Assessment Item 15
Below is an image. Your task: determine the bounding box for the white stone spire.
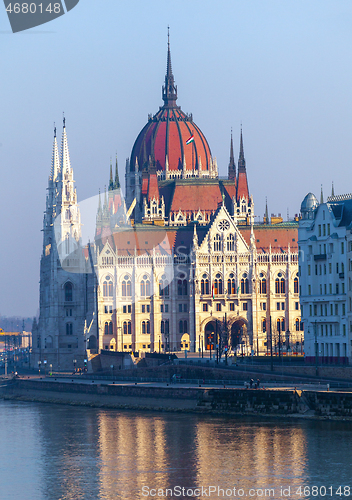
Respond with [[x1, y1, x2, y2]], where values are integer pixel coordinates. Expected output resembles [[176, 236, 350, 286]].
[[51, 126, 60, 182], [61, 117, 72, 174]]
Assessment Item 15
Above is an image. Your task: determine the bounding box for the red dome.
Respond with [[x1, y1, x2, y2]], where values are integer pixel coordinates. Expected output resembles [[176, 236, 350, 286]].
[[130, 38, 212, 173], [130, 107, 212, 173]]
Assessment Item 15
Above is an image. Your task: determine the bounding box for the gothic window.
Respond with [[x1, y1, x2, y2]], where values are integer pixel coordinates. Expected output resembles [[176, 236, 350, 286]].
[[109, 321, 113, 335], [214, 274, 223, 295], [104, 322, 109, 335], [277, 318, 285, 332], [64, 282, 73, 302], [142, 321, 146, 334], [262, 318, 266, 333], [123, 321, 132, 335], [275, 278, 280, 294], [161, 320, 169, 335], [227, 234, 235, 251], [213, 234, 222, 252], [159, 276, 169, 297], [66, 323, 73, 335], [227, 274, 236, 294], [122, 275, 132, 297], [179, 320, 188, 334], [241, 275, 249, 294], [280, 278, 285, 294], [178, 279, 188, 296], [140, 275, 151, 297], [103, 276, 113, 297], [201, 274, 210, 295], [259, 278, 267, 295], [295, 318, 300, 332], [294, 276, 299, 294]]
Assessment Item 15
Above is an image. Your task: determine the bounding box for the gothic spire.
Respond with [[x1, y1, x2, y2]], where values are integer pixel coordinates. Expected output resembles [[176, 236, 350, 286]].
[[320, 184, 324, 204], [61, 116, 71, 174], [109, 159, 114, 191], [264, 197, 269, 224], [331, 181, 335, 197], [51, 125, 60, 182], [236, 127, 249, 201], [238, 127, 246, 171], [114, 155, 120, 189], [228, 129, 236, 181], [162, 27, 178, 107]]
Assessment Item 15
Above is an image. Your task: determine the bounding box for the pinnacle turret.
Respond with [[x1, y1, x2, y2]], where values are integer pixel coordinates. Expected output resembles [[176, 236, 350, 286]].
[[114, 156, 120, 189], [109, 160, 114, 191], [61, 117, 71, 174]]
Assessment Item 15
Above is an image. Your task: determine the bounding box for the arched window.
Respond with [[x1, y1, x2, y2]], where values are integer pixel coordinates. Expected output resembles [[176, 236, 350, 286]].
[[213, 234, 221, 252], [259, 278, 267, 295], [275, 278, 280, 294], [104, 322, 109, 335], [277, 318, 285, 332], [201, 274, 210, 295], [241, 275, 249, 294], [109, 322, 113, 335], [294, 276, 299, 294], [280, 278, 285, 294], [123, 321, 132, 335], [159, 276, 169, 297], [103, 276, 113, 297], [214, 274, 223, 295], [227, 273, 236, 294], [142, 321, 146, 334], [161, 320, 169, 335], [227, 234, 235, 251], [295, 318, 300, 332], [178, 279, 188, 296], [64, 282, 73, 302], [179, 320, 188, 334], [66, 323, 73, 335], [262, 318, 266, 333], [122, 275, 131, 297], [140, 275, 151, 297]]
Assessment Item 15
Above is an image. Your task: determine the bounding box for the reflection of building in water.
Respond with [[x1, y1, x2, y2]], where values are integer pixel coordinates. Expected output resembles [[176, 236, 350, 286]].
[[33, 35, 301, 371], [194, 421, 308, 492], [96, 412, 200, 498]]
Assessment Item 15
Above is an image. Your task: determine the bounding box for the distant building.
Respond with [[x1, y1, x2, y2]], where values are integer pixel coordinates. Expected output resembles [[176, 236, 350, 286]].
[[299, 189, 352, 364], [32, 38, 301, 371]]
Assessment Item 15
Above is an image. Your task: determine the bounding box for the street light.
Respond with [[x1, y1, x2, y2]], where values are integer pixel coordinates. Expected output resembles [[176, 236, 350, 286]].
[[73, 359, 77, 373], [38, 360, 41, 374], [43, 359, 47, 376]]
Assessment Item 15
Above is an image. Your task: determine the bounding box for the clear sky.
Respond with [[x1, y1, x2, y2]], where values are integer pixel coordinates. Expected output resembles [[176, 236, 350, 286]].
[[1, 0, 352, 317]]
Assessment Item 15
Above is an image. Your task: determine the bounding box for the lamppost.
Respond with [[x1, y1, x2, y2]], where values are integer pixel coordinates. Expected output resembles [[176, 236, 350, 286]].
[[43, 359, 47, 376], [38, 360, 41, 374], [49, 364, 52, 376], [73, 359, 77, 373]]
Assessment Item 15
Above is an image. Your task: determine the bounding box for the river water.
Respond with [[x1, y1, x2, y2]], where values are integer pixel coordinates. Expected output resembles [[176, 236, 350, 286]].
[[1, 400, 351, 500]]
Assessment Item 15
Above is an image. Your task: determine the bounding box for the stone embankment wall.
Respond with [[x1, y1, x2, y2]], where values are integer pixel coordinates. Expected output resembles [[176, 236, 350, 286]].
[[2, 379, 352, 419]]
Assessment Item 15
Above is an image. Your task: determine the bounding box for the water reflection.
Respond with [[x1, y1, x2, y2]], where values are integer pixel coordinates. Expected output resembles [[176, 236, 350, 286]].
[[1, 401, 352, 500]]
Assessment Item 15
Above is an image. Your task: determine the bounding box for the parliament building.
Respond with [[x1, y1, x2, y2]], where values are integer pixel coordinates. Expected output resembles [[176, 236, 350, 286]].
[[32, 39, 302, 370]]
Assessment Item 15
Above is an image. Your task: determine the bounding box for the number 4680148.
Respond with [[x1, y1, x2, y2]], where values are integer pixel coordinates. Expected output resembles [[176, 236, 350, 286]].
[[6, 3, 61, 14]]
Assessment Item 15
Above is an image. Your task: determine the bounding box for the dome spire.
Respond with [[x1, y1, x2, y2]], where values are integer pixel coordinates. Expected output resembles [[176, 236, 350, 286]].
[[162, 27, 178, 107]]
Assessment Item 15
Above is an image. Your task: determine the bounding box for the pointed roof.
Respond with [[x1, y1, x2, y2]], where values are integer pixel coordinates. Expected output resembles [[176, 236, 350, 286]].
[[162, 27, 178, 108], [264, 197, 269, 224], [109, 160, 114, 191], [114, 156, 120, 189], [61, 117, 71, 174], [236, 128, 249, 200], [51, 126, 60, 182], [228, 130, 236, 182]]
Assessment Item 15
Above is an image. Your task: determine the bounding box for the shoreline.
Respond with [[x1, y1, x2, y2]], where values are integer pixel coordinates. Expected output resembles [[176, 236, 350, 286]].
[[1, 377, 352, 421]]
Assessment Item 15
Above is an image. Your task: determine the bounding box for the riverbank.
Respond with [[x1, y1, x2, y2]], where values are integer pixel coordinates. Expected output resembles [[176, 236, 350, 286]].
[[1, 377, 352, 421]]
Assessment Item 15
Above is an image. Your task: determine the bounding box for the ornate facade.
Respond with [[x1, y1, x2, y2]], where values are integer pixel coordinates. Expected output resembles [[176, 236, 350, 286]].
[[32, 39, 301, 371]]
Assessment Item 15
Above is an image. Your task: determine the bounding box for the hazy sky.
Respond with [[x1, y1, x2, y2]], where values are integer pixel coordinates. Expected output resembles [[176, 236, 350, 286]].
[[1, 0, 352, 317]]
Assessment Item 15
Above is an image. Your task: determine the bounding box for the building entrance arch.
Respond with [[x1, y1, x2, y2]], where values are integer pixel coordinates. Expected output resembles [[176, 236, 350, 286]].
[[230, 318, 248, 353], [204, 320, 218, 350]]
